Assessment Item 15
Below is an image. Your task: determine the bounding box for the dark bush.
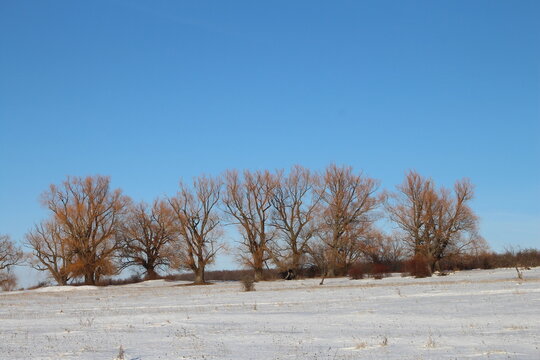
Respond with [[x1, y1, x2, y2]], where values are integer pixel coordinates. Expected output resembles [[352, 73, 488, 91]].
[[298, 265, 321, 279], [279, 269, 296, 280]]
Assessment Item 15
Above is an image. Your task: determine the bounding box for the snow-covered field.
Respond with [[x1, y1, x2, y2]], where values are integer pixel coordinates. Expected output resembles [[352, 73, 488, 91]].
[[1, 268, 539, 360]]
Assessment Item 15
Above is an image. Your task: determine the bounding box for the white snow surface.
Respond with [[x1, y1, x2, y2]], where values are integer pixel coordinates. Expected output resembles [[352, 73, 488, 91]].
[[1, 267, 539, 359]]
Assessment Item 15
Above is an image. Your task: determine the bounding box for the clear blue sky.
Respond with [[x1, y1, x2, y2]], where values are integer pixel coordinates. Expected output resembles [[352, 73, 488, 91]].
[[1, 1, 539, 280]]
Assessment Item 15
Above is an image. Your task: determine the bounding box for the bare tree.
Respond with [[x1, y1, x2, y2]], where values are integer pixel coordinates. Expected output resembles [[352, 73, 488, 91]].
[[41, 175, 130, 285], [315, 164, 380, 277], [170, 175, 223, 284], [0, 234, 22, 272], [359, 230, 404, 264], [385, 170, 482, 273], [118, 199, 178, 280], [270, 165, 321, 275], [0, 235, 22, 291], [222, 170, 277, 281], [26, 220, 73, 285]]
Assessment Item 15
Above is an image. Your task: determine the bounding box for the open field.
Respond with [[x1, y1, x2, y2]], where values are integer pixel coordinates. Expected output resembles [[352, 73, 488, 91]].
[[1, 268, 539, 359]]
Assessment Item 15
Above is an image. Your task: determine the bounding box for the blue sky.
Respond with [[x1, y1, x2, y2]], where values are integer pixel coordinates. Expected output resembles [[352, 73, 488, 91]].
[[1, 1, 539, 281]]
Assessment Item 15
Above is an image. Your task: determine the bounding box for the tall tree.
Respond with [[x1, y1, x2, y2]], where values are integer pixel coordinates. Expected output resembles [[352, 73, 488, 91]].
[[26, 220, 73, 285], [315, 164, 380, 277], [42, 175, 130, 285], [384, 171, 433, 257], [170, 175, 223, 284], [222, 170, 277, 281], [385, 170, 482, 273], [270, 165, 321, 275], [118, 199, 178, 280]]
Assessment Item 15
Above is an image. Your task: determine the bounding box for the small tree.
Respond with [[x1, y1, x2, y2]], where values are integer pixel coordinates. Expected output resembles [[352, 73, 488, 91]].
[[118, 199, 178, 279], [170, 175, 223, 284]]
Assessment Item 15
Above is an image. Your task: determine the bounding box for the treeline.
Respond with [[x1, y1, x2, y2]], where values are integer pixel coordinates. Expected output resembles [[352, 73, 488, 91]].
[[166, 248, 540, 283], [0, 164, 524, 288]]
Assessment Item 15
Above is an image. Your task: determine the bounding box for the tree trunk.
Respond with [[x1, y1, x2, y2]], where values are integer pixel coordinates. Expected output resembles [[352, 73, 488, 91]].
[[146, 267, 159, 280], [194, 266, 205, 284], [254, 266, 264, 282], [326, 249, 337, 277], [84, 272, 95, 285], [292, 251, 301, 276], [432, 258, 441, 274], [326, 234, 339, 277], [252, 253, 265, 281]]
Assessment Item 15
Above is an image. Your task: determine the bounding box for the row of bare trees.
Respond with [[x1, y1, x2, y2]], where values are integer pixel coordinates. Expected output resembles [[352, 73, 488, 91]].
[[19, 165, 485, 285], [24, 176, 223, 285]]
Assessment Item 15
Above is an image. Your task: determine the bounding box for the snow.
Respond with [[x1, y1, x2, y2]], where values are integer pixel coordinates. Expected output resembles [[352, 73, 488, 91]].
[[1, 267, 539, 359]]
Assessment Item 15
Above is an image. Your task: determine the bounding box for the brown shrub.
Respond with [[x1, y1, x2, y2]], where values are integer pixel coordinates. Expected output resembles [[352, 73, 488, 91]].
[[26, 281, 51, 290], [371, 263, 391, 279], [0, 272, 17, 291], [405, 255, 431, 278], [514, 249, 540, 268], [348, 263, 392, 280], [436, 249, 540, 272], [348, 263, 366, 279], [164, 269, 281, 282], [97, 274, 144, 286], [241, 277, 255, 292]]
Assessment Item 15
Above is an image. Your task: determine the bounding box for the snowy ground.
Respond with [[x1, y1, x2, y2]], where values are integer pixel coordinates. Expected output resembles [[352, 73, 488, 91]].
[[1, 267, 539, 360]]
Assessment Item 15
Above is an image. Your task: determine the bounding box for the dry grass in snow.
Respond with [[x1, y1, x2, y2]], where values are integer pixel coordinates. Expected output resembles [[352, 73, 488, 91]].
[[1, 267, 539, 359]]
